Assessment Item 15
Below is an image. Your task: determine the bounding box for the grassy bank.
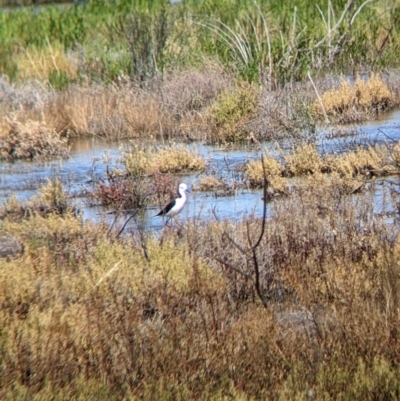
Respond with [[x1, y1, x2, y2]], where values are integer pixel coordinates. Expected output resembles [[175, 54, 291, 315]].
[[1, 174, 400, 399]]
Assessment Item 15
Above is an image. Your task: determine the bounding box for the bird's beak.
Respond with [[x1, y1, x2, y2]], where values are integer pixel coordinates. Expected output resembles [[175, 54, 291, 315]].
[[186, 188, 191, 194]]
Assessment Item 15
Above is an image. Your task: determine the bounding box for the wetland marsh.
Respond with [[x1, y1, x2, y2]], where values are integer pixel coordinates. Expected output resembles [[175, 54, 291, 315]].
[[2, 0, 400, 399]]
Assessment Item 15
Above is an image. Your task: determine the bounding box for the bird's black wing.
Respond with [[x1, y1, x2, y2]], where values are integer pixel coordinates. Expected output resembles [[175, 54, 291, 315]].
[[155, 199, 176, 216]]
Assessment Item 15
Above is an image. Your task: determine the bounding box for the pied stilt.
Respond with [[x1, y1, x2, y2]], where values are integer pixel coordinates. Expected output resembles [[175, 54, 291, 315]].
[[155, 183, 190, 225]]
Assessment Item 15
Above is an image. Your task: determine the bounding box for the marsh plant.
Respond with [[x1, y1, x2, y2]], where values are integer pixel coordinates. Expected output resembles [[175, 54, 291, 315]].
[[208, 82, 259, 143], [0, 116, 69, 161], [123, 144, 206, 176], [2, 170, 400, 399], [313, 74, 396, 123], [245, 142, 400, 195]]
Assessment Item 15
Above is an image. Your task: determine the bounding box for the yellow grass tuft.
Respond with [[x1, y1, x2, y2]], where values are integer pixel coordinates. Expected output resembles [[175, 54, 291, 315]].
[[355, 74, 393, 108], [326, 145, 392, 179], [285, 144, 323, 175], [244, 142, 400, 195], [245, 151, 287, 193], [14, 42, 78, 83], [314, 74, 394, 122], [124, 145, 206, 176]]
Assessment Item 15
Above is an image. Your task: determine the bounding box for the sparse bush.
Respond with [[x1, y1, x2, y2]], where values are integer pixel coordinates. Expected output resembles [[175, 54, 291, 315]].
[[0, 117, 69, 161], [208, 82, 259, 143], [159, 65, 232, 117]]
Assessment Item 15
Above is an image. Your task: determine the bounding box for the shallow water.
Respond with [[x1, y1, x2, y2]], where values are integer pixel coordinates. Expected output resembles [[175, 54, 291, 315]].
[[1, 109, 400, 231]]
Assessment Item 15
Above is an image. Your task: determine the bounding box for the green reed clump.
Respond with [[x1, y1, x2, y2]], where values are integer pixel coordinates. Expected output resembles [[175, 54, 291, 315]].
[[208, 82, 259, 143]]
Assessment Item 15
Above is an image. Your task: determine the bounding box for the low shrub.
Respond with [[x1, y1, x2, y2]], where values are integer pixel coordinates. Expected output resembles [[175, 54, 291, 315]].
[[208, 82, 259, 143], [2, 166, 400, 399], [0, 117, 69, 161]]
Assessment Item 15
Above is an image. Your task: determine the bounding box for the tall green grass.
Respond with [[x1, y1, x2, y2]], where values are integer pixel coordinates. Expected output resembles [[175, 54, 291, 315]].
[[0, 0, 399, 85]]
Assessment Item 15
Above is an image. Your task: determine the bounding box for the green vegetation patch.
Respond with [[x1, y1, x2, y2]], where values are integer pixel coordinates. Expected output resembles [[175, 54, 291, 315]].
[[2, 0, 399, 85], [208, 82, 259, 143]]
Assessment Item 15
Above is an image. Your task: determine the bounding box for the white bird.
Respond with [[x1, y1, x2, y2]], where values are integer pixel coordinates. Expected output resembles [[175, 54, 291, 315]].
[[155, 183, 190, 225]]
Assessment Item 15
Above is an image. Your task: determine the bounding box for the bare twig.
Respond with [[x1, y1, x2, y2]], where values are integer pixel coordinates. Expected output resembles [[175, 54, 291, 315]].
[[116, 210, 138, 239], [215, 155, 270, 309]]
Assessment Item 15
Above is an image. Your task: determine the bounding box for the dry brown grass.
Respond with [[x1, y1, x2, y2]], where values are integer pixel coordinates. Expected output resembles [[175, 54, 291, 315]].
[[244, 80, 319, 140], [1, 173, 400, 399], [1, 71, 400, 152], [313, 74, 396, 123], [0, 66, 230, 144], [0, 116, 69, 161]]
